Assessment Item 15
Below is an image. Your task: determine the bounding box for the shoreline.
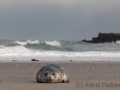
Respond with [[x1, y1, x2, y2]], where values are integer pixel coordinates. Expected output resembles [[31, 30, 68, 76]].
[[0, 61, 120, 90], [1, 58, 120, 63]]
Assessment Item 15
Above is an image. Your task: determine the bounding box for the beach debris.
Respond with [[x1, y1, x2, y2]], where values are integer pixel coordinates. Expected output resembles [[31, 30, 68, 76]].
[[16, 64, 19, 67], [31, 59, 39, 61], [70, 60, 72, 62], [13, 60, 18, 61], [87, 66, 90, 68]]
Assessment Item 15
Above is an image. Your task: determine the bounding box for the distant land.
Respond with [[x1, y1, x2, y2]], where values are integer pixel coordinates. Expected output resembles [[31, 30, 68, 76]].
[[82, 33, 120, 43]]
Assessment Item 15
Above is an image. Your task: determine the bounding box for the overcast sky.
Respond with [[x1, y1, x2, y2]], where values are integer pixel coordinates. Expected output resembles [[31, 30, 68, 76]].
[[0, 0, 120, 40]]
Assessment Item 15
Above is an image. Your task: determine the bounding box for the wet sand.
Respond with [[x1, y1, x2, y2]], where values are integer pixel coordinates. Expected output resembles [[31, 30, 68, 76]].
[[0, 61, 120, 90]]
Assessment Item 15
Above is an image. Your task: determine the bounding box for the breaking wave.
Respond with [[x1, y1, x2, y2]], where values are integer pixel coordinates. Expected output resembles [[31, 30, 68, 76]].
[[14, 40, 61, 46], [15, 40, 39, 45]]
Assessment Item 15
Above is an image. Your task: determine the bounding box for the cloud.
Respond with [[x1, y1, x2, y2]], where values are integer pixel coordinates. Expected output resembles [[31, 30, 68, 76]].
[[1, 0, 120, 12], [0, 0, 120, 40]]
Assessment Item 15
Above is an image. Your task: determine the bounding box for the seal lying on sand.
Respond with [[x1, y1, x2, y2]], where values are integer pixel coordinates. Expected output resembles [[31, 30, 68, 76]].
[[36, 64, 69, 83]]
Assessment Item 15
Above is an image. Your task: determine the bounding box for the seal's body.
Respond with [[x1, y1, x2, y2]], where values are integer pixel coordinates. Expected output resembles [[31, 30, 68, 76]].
[[36, 64, 69, 83]]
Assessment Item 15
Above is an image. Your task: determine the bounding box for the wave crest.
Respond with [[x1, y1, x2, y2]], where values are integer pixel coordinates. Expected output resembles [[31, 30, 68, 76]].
[[44, 41, 61, 46], [15, 40, 40, 45], [116, 40, 120, 44], [14, 40, 61, 46]]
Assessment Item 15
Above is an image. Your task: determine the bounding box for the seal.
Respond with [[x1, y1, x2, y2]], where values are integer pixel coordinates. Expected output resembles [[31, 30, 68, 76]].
[[36, 64, 69, 83]]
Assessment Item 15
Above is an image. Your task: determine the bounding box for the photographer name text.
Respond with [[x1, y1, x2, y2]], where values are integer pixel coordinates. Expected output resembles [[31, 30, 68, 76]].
[[76, 82, 120, 89]]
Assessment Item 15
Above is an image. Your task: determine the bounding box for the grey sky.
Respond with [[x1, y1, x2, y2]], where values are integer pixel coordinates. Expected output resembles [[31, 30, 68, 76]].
[[0, 0, 120, 40]]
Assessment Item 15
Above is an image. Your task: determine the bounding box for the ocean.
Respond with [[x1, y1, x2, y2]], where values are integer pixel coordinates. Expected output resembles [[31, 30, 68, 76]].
[[0, 39, 120, 62]]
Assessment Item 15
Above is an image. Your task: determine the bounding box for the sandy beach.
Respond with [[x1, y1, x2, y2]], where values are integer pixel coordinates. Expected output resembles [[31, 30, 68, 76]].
[[0, 61, 120, 90]]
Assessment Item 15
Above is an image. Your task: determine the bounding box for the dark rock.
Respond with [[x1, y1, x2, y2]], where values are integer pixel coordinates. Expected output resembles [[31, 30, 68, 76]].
[[31, 59, 39, 61], [13, 60, 17, 61], [82, 32, 120, 43]]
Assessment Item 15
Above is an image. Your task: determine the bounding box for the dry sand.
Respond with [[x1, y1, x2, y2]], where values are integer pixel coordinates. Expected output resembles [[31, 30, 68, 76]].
[[0, 61, 120, 90]]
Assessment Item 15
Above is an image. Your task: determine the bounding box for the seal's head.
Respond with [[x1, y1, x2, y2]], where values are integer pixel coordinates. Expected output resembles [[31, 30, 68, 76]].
[[43, 71, 56, 82], [36, 66, 60, 83]]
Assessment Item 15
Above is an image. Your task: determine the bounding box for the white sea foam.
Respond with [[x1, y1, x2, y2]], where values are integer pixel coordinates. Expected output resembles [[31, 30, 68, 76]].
[[116, 40, 120, 44], [0, 45, 120, 62], [15, 40, 61, 46], [15, 40, 39, 45], [44, 40, 61, 46], [0, 46, 33, 55]]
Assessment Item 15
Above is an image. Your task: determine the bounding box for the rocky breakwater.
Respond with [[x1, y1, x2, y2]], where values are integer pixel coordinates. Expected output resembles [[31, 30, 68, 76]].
[[82, 33, 120, 43]]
